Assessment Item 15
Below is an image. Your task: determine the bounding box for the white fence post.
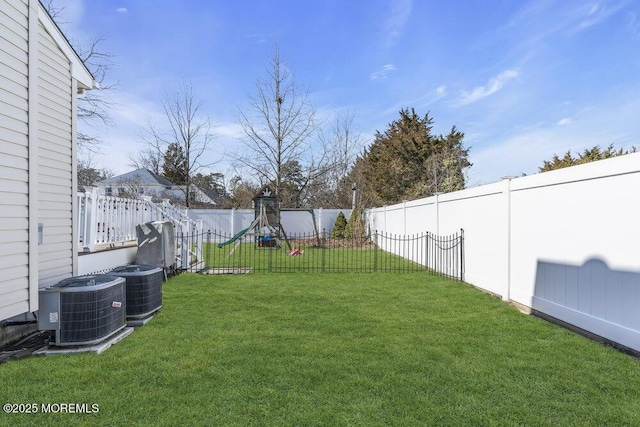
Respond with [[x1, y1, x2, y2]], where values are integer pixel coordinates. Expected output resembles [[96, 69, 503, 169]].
[[77, 192, 86, 250], [231, 208, 236, 234], [384, 205, 387, 230], [85, 188, 99, 252], [434, 193, 441, 235], [502, 176, 515, 302], [402, 201, 407, 235]]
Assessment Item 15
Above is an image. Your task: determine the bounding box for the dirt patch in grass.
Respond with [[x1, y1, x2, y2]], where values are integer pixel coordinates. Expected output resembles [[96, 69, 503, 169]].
[[0, 331, 49, 364]]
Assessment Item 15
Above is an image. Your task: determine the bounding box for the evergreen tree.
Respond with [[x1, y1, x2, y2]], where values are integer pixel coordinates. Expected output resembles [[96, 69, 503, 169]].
[[357, 109, 470, 206], [539, 144, 637, 172], [162, 143, 188, 185], [331, 211, 348, 239], [344, 209, 366, 239], [276, 160, 305, 208], [228, 176, 260, 209]]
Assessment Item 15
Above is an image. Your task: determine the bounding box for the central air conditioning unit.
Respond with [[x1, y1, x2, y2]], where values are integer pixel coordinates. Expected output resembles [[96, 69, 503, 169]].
[[109, 264, 163, 320], [38, 275, 127, 346]]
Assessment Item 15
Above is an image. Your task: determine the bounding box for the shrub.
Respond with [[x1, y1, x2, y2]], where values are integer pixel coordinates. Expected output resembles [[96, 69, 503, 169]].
[[331, 211, 347, 239], [345, 210, 366, 239]]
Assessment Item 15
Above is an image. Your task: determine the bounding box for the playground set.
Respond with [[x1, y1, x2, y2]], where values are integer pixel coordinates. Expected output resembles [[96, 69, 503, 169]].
[[217, 187, 320, 256]]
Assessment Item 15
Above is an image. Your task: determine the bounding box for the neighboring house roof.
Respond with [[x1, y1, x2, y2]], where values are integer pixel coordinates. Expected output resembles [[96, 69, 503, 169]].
[[95, 169, 217, 206], [97, 168, 174, 187]]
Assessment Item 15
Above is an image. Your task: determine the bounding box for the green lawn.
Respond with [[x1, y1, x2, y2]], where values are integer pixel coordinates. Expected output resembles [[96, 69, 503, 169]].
[[204, 242, 429, 273], [1, 273, 639, 426]]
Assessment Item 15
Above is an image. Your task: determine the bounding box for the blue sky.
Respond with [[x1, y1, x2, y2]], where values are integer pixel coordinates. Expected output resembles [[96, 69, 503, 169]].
[[54, 0, 640, 187]]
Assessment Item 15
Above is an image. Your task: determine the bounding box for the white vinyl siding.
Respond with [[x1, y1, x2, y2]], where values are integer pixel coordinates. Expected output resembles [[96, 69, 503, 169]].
[[0, 0, 30, 320], [37, 20, 73, 288]]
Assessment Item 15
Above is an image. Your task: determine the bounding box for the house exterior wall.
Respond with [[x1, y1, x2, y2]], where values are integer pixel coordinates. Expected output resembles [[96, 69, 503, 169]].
[[0, 0, 93, 324], [36, 20, 73, 287], [0, 0, 31, 321]]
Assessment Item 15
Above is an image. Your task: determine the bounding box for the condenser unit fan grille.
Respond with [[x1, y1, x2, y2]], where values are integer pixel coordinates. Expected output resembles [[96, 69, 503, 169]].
[[126, 274, 163, 317], [110, 265, 163, 319], [59, 282, 126, 344]]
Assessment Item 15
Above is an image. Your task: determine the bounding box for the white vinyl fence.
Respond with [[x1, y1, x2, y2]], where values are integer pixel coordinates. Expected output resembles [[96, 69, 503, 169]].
[[365, 152, 640, 353], [187, 208, 352, 237]]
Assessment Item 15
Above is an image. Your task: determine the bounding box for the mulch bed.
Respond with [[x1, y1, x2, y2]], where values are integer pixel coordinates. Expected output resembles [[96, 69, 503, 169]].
[[288, 238, 376, 249]]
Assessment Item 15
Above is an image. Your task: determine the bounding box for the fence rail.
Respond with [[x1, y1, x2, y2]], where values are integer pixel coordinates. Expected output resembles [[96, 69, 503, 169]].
[[178, 229, 464, 279]]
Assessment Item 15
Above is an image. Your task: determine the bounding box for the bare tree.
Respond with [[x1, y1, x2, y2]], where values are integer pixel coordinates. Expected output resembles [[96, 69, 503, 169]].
[[329, 110, 365, 182], [75, 37, 117, 151], [303, 110, 367, 208], [141, 82, 215, 207], [42, 0, 64, 18], [235, 44, 317, 197], [128, 148, 163, 174], [43, 1, 117, 152], [77, 152, 114, 189]]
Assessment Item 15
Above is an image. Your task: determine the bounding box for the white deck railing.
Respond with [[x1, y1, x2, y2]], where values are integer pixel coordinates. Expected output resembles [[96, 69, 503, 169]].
[[77, 189, 203, 270], [77, 189, 155, 251]]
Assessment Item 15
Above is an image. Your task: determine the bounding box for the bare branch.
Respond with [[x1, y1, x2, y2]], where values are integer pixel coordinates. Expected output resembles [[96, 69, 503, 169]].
[[235, 43, 317, 198], [43, 2, 118, 153], [140, 81, 217, 207]]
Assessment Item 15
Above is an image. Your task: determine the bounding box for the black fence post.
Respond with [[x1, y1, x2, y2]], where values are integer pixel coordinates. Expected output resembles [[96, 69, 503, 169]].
[[321, 229, 326, 273], [374, 230, 378, 273], [421, 232, 424, 272], [206, 230, 211, 273], [426, 232, 430, 273]]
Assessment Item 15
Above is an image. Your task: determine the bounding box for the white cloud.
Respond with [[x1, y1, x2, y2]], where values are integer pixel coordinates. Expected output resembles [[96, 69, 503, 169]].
[[370, 64, 396, 81], [465, 92, 640, 185], [507, 0, 631, 42], [557, 117, 572, 126], [383, 0, 413, 47], [380, 84, 448, 117], [457, 69, 519, 106], [214, 123, 244, 139], [626, 12, 640, 36], [111, 97, 164, 126], [467, 127, 590, 185], [116, 8, 128, 13], [243, 33, 275, 44], [571, 0, 630, 33]]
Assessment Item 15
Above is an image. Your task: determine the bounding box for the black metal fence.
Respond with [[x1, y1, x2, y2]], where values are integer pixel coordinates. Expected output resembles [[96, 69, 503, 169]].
[[177, 228, 464, 280]]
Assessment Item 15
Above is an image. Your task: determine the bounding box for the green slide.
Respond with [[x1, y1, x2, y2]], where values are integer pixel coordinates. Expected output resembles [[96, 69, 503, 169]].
[[217, 227, 250, 248]]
